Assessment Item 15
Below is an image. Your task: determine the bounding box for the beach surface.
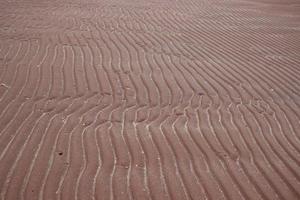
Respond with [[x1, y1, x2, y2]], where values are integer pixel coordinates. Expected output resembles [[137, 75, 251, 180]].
[[0, 0, 300, 199]]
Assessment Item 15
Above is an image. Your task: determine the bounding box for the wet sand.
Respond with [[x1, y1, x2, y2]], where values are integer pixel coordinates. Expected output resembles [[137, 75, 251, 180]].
[[0, 0, 300, 199]]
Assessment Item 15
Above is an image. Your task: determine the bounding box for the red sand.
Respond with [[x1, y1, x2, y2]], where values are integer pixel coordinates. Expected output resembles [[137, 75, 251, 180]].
[[0, 0, 300, 199]]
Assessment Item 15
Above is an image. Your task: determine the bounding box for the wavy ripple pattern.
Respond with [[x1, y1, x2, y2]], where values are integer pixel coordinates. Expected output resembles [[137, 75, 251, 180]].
[[0, 0, 300, 199]]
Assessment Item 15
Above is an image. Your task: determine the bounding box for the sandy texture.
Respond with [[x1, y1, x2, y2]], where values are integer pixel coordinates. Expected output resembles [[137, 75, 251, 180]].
[[0, 0, 300, 199]]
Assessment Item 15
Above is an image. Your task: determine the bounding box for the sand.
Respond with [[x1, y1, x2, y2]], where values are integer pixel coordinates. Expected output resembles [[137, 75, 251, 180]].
[[0, 0, 300, 199]]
